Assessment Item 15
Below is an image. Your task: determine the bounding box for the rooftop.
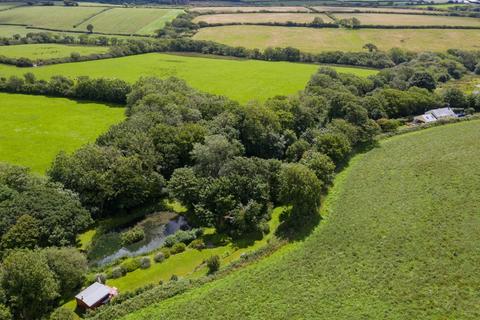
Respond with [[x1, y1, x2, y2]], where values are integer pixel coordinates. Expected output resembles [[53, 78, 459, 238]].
[[75, 282, 111, 308]]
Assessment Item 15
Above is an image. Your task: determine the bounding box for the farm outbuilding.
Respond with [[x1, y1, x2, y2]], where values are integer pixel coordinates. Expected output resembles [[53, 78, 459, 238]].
[[414, 107, 457, 124], [75, 282, 118, 310]]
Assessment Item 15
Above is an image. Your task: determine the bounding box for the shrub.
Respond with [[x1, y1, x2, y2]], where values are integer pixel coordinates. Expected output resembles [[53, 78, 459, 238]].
[[121, 258, 141, 273], [170, 274, 178, 281], [189, 239, 205, 250], [140, 257, 151, 269], [94, 273, 107, 284], [206, 255, 220, 274], [120, 227, 145, 246], [108, 267, 125, 279], [159, 247, 171, 259], [50, 307, 75, 320], [164, 229, 199, 247], [170, 242, 186, 254], [163, 234, 178, 247], [377, 118, 401, 133], [154, 252, 165, 263]]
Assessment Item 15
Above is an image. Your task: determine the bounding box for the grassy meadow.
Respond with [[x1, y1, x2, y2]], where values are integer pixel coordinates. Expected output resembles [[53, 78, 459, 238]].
[[122, 119, 480, 320], [333, 12, 480, 26], [194, 25, 480, 52], [0, 43, 109, 59], [312, 6, 435, 13], [0, 93, 124, 173], [0, 6, 104, 29], [193, 13, 333, 24], [0, 53, 377, 103], [76, 8, 184, 35]]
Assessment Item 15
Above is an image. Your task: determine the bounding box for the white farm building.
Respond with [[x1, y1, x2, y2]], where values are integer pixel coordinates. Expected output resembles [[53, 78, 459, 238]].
[[413, 107, 457, 124]]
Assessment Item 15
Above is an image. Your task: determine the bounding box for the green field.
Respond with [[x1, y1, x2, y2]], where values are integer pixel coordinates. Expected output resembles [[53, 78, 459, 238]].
[[194, 25, 480, 52], [0, 93, 124, 173], [0, 53, 377, 102], [123, 120, 480, 320], [76, 8, 184, 35], [0, 6, 104, 29], [193, 13, 333, 24], [0, 43, 109, 59]]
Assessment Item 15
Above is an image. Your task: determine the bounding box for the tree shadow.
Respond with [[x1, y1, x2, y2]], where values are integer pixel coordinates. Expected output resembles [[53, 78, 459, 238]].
[[275, 208, 323, 242]]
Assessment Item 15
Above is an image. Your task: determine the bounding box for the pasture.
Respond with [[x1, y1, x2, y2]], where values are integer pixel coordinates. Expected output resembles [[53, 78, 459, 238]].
[[189, 6, 312, 13], [122, 119, 480, 320], [0, 93, 124, 173], [0, 5, 104, 29], [312, 6, 435, 13], [193, 25, 480, 52], [76, 8, 184, 35], [0, 43, 109, 59], [193, 13, 333, 24], [333, 12, 480, 26], [0, 53, 377, 103]]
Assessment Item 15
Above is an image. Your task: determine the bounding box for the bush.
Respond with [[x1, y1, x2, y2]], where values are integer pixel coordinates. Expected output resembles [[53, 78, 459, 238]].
[[140, 257, 151, 269], [108, 267, 125, 279], [170, 242, 186, 254], [160, 247, 171, 258], [121, 227, 145, 246], [189, 239, 205, 250], [164, 229, 199, 247], [94, 273, 107, 284], [154, 252, 165, 263], [120, 258, 141, 273], [377, 118, 401, 133], [206, 255, 220, 274], [170, 274, 178, 281]]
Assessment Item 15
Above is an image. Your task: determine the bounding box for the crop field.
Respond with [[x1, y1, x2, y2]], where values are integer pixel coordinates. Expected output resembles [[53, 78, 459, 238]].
[[0, 43, 109, 59], [76, 8, 184, 35], [193, 25, 480, 52], [0, 2, 21, 9], [0, 6, 104, 29], [189, 6, 312, 13], [0, 53, 377, 102], [194, 13, 333, 24], [0, 93, 124, 173], [312, 6, 435, 13], [122, 120, 480, 320], [333, 12, 480, 26]]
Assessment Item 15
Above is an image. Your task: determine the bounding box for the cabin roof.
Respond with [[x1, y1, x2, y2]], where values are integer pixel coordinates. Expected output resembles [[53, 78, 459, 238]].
[[75, 282, 111, 308]]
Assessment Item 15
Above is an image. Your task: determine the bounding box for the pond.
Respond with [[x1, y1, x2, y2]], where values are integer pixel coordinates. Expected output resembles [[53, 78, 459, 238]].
[[90, 212, 189, 267]]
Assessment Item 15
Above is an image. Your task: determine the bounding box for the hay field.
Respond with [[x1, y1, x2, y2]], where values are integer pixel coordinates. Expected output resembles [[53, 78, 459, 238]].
[[334, 12, 480, 26], [193, 25, 480, 52], [0, 43, 109, 59], [193, 13, 333, 24], [312, 6, 435, 13], [189, 6, 311, 13]]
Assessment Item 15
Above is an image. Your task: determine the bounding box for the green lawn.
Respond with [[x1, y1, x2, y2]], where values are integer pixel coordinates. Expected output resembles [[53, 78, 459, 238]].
[[123, 120, 480, 319], [0, 93, 124, 173], [76, 8, 184, 35], [194, 25, 480, 52], [0, 43, 109, 59], [0, 53, 376, 103]]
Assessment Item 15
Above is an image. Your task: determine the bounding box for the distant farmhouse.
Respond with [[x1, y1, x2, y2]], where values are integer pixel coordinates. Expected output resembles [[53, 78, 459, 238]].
[[413, 107, 457, 124], [75, 282, 118, 310]]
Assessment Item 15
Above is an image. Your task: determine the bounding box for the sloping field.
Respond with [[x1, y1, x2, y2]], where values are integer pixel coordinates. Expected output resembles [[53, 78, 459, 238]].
[[0, 5, 104, 29], [76, 8, 184, 35], [0, 53, 377, 102], [334, 12, 480, 26], [122, 120, 480, 320], [193, 25, 480, 52], [0, 43, 109, 59], [190, 6, 311, 13], [193, 13, 333, 24], [0, 93, 124, 173]]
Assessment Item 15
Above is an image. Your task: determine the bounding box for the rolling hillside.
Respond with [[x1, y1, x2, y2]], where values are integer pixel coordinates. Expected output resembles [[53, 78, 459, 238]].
[[123, 120, 480, 320]]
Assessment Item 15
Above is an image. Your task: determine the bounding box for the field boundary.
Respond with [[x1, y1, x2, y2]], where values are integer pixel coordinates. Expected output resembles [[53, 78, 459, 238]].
[[72, 7, 113, 29]]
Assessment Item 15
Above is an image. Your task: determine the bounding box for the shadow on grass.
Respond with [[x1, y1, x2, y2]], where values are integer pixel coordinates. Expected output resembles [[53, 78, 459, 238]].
[[275, 208, 322, 242]]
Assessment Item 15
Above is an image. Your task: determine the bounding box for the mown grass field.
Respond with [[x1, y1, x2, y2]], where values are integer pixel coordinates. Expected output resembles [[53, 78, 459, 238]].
[[194, 25, 480, 52], [312, 6, 434, 13], [76, 8, 184, 35], [193, 13, 333, 24], [0, 93, 124, 173], [0, 53, 377, 102], [334, 12, 480, 26], [122, 120, 480, 320], [189, 6, 312, 13], [0, 43, 109, 59], [0, 6, 104, 29]]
